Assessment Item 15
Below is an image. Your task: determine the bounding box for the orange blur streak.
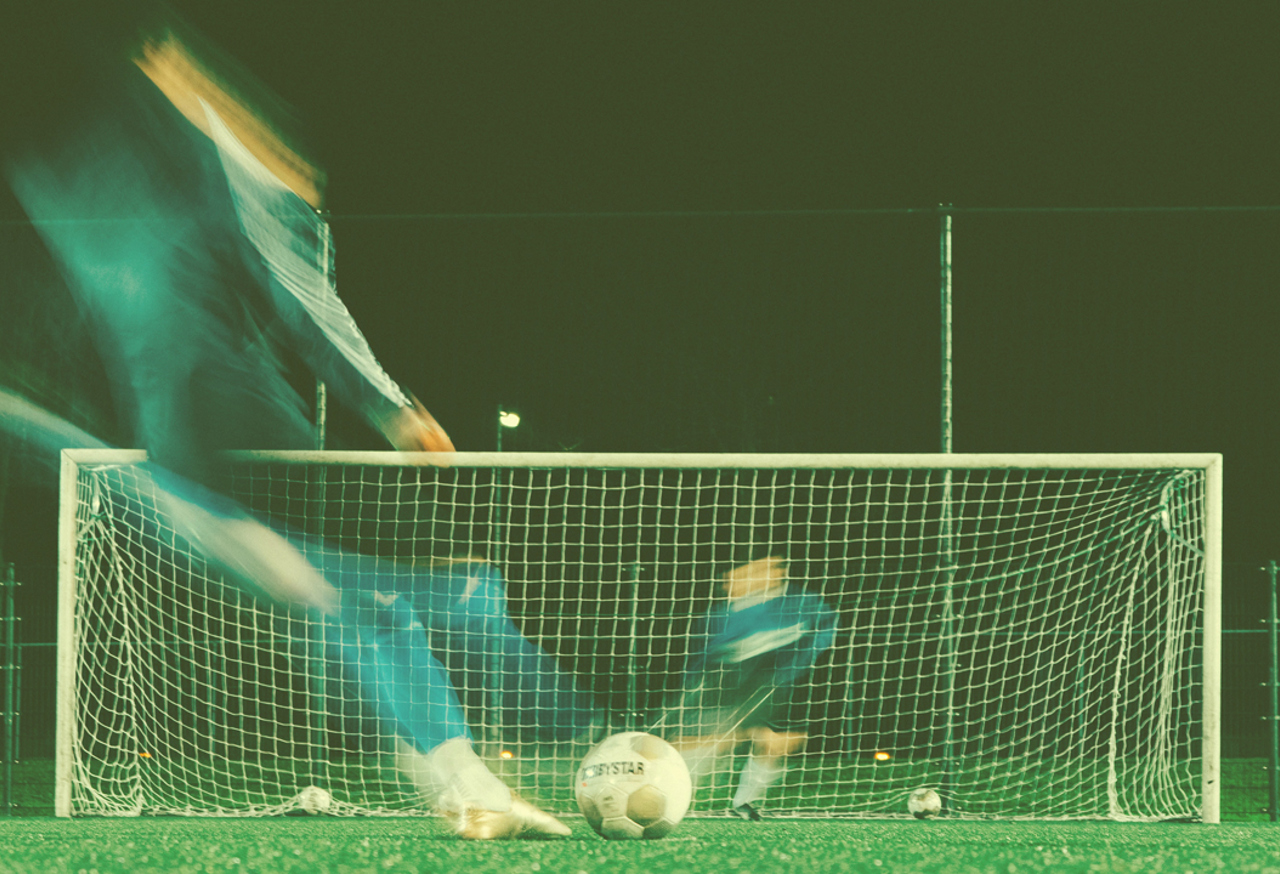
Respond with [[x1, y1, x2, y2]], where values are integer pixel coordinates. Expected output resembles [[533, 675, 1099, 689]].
[[133, 33, 326, 210]]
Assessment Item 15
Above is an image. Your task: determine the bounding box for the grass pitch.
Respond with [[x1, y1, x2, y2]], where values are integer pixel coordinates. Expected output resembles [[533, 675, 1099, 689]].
[[0, 758, 1275, 873], [1, 818, 1279, 874]]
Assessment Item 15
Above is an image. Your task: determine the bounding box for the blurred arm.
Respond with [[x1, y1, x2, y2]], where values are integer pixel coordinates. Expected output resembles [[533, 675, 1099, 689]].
[[133, 33, 325, 209], [135, 31, 454, 454]]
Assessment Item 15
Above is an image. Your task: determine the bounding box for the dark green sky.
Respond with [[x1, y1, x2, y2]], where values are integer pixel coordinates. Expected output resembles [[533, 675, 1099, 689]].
[[2, 1, 1279, 565]]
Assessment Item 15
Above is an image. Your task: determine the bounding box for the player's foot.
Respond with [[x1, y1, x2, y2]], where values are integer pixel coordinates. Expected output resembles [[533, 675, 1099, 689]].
[[730, 802, 763, 821], [449, 794, 572, 840]]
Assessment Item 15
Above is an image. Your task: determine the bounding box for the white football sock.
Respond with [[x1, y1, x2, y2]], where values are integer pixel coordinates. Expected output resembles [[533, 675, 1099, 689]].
[[732, 756, 784, 808], [399, 737, 513, 813]]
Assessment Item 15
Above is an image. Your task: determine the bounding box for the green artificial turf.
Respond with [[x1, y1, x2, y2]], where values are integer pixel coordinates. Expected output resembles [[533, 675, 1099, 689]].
[[0, 757, 1276, 873], [1, 817, 1279, 874]]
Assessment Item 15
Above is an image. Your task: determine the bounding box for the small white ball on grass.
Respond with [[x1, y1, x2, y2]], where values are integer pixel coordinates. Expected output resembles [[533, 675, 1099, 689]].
[[296, 786, 332, 815], [908, 787, 941, 819]]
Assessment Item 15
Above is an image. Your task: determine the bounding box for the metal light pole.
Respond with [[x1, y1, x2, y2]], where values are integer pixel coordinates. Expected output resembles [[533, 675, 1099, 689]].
[[494, 406, 520, 561], [938, 204, 958, 813], [496, 407, 520, 452], [494, 406, 520, 566], [940, 205, 953, 456], [486, 407, 521, 752]]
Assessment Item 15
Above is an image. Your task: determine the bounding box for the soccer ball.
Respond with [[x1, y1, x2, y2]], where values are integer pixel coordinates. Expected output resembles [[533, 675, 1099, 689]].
[[575, 732, 692, 840], [907, 787, 941, 819], [295, 785, 332, 815]]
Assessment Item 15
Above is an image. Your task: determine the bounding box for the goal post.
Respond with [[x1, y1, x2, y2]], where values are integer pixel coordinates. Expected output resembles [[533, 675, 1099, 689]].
[[56, 450, 1221, 821]]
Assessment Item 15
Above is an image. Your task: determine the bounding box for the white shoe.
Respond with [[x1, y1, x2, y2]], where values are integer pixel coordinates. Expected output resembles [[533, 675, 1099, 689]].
[[447, 794, 571, 840]]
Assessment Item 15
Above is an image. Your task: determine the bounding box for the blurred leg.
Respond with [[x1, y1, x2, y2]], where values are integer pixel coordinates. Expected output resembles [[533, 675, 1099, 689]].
[[406, 561, 597, 741], [332, 588, 470, 754], [731, 727, 808, 814]]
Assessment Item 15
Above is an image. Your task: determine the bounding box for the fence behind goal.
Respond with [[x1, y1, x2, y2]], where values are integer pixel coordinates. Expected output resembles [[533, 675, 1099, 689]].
[[56, 451, 1221, 821]]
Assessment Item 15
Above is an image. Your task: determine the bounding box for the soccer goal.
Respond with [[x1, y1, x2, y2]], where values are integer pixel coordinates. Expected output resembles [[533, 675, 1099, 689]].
[[56, 450, 1221, 821]]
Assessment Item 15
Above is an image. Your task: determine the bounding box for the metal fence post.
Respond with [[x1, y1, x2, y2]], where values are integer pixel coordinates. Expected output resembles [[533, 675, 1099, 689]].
[[2, 563, 17, 817], [1268, 561, 1278, 822]]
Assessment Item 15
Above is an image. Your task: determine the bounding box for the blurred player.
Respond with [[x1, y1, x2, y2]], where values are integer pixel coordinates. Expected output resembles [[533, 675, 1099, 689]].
[[3, 10, 568, 839], [664, 555, 837, 820], [327, 551, 597, 752]]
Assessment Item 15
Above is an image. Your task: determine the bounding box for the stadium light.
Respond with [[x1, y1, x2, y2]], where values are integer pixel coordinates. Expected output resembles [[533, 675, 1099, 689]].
[[496, 406, 520, 451]]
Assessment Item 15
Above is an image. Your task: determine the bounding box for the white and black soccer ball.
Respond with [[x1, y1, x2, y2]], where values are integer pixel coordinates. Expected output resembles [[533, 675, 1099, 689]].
[[295, 785, 332, 815], [907, 787, 942, 819], [575, 732, 692, 840]]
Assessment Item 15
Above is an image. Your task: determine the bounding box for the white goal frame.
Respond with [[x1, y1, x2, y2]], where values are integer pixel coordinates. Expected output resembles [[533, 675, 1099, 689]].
[[55, 450, 1222, 822]]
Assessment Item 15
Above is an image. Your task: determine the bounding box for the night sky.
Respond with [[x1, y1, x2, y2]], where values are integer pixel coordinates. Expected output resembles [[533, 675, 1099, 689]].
[[3, 1, 1279, 571]]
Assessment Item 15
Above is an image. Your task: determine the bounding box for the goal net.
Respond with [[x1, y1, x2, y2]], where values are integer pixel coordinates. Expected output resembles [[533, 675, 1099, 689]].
[[56, 450, 1221, 821]]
